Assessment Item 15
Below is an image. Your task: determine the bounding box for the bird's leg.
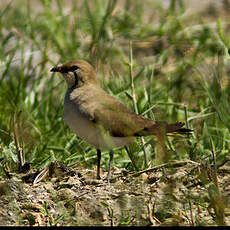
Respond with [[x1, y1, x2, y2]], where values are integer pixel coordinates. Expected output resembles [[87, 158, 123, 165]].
[[124, 146, 138, 171], [96, 149, 101, 179], [106, 150, 114, 181]]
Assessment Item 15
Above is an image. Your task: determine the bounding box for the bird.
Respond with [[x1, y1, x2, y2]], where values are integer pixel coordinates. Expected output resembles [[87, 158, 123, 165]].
[[50, 60, 191, 180]]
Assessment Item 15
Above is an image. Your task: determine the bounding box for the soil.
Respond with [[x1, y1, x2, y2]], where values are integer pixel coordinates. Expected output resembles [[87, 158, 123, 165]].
[[0, 160, 229, 226]]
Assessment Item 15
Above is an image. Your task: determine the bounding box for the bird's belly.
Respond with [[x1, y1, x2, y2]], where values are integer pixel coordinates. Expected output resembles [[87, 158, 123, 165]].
[[63, 105, 134, 150]]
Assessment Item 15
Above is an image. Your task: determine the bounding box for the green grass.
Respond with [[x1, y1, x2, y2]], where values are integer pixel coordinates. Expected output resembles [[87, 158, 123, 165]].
[[0, 0, 230, 225], [0, 0, 228, 172]]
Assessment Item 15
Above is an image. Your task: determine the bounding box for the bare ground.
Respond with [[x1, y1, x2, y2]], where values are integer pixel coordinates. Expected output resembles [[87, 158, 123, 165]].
[[0, 159, 230, 226]]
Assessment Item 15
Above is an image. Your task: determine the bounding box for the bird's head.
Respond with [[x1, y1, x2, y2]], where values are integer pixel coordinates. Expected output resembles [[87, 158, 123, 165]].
[[50, 60, 98, 88]]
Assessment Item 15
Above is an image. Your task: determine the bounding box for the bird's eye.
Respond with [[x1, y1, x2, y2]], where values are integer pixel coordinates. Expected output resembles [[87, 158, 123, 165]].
[[60, 65, 79, 73], [60, 66, 69, 73], [69, 65, 79, 72]]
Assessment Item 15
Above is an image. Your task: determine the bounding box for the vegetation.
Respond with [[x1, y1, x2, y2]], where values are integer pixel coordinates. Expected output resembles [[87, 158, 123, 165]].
[[0, 0, 230, 226]]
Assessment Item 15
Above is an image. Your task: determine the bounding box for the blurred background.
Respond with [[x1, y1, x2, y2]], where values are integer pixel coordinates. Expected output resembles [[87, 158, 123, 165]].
[[1, 0, 230, 176]]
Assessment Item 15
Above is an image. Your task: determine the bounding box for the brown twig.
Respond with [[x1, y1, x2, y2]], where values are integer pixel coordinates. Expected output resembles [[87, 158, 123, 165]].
[[147, 198, 161, 225], [127, 160, 198, 178]]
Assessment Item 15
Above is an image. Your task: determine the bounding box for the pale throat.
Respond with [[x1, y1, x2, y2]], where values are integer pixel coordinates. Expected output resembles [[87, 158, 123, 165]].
[[63, 73, 77, 88]]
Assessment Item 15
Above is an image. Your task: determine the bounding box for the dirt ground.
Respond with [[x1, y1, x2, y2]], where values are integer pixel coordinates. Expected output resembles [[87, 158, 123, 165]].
[[0, 159, 229, 226]]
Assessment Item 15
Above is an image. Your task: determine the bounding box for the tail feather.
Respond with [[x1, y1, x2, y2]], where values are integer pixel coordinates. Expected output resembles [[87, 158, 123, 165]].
[[167, 122, 192, 134]]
